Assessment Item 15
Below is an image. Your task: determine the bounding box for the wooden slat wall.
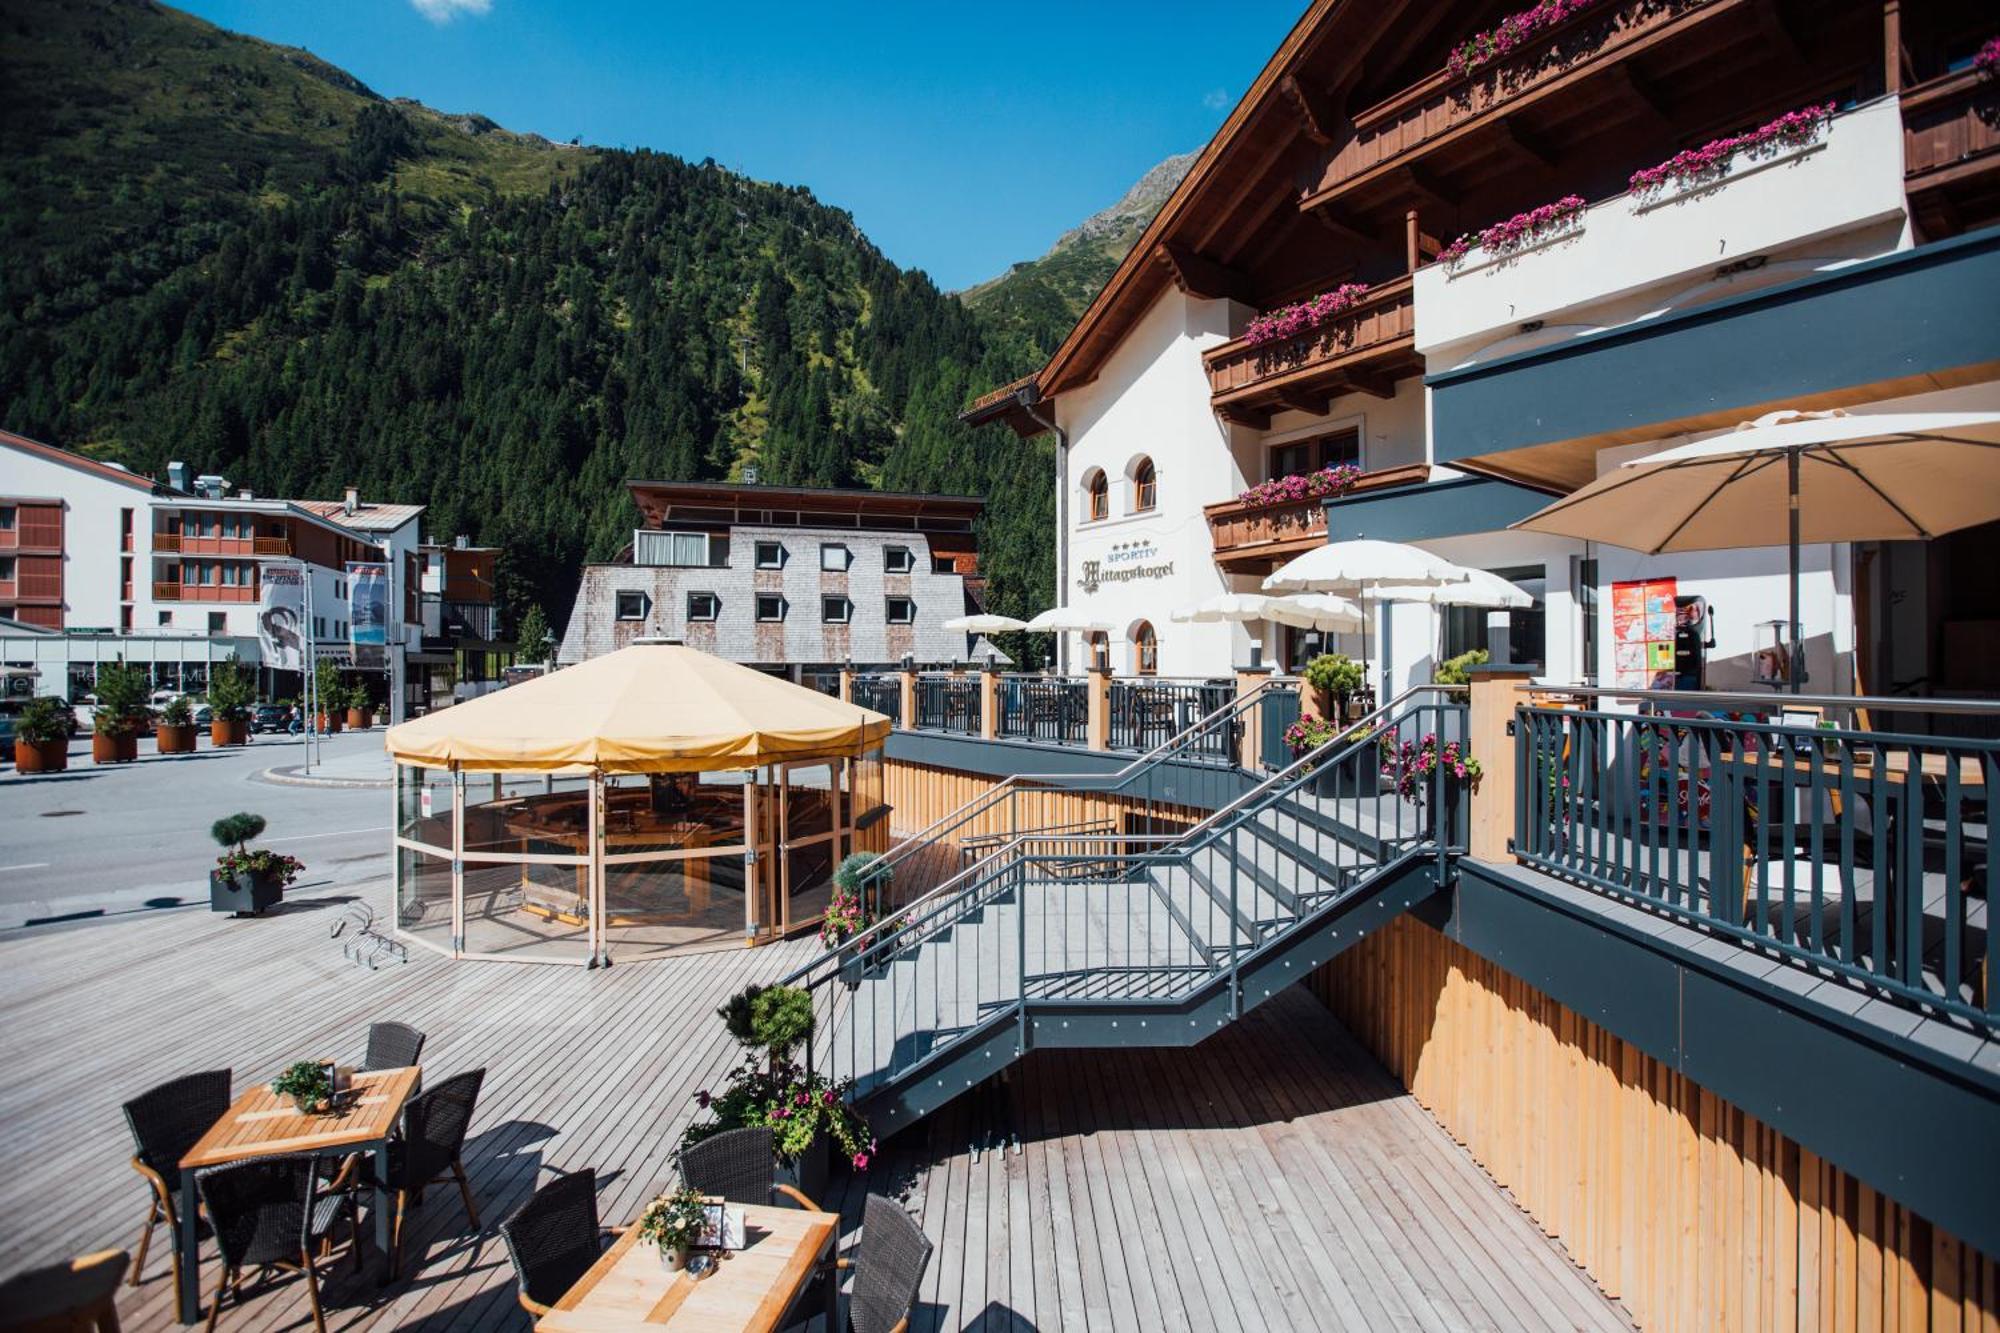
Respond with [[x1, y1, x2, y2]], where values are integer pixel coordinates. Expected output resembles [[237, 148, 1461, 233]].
[[1312, 915, 1999, 1333], [883, 758, 1202, 852]]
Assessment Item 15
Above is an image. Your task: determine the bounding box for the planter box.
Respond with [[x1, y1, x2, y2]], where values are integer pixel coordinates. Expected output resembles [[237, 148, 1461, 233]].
[[317, 714, 343, 735], [155, 723, 198, 754], [209, 867, 285, 916], [91, 731, 139, 764], [1317, 758, 1379, 801], [14, 737, 68, 774], [210, 718, 250, 747], [780, 1133, 830, 1205], [345, 708, 372, 730]]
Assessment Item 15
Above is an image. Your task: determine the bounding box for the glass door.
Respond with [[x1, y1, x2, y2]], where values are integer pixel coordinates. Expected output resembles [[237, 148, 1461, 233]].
[[748, 771, 780, 941], [779, 761, 840, 934]]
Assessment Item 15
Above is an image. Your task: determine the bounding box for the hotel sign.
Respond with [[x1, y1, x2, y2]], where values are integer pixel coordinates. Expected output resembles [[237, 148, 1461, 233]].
[[1078, 540, 1175, 595]]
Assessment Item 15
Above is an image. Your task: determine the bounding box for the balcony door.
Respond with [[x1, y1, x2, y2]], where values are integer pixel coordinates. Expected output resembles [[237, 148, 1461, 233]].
[[1268, 426, 1359, 480]]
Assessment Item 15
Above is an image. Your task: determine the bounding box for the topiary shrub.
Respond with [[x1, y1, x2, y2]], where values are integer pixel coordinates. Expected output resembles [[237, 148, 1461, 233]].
[[1435, 648, 1491, 686], [211, 812, 268, 853], [750, 984, 815, 1058], [1303, 652, 1365, 700]]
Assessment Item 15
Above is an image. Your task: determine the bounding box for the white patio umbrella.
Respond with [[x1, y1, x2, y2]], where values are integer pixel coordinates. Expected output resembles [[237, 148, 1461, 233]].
[[1269, 593, 1368, 631], [1024, 606, 1118, 634], [943, 613, 1029, 633], [1264, 539, 1469, 692], [1512, 408, 2000, 690], [1367, 567, 1533, 609], [1167, 591, 1361, 629]]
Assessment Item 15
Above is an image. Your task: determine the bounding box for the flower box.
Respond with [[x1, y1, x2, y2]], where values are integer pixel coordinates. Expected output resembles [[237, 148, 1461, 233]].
[[156, 722, 198, 754], [14, 737, 68, 774], [91, 731, 139, 764], [209, 867, 286, 916]]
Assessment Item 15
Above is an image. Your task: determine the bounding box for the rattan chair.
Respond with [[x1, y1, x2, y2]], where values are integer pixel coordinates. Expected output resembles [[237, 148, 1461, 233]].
[[363, 1067, 485, 1277], [360, 1022, 426, 1072], [194, 1155, 357, 1333], [676, 1125, 820, 1211], [836, 1194, 933, 1333], [499, 1169, 622, 1317], [121, 1069, 231, 1291], [0, 1249, 128, 1333]]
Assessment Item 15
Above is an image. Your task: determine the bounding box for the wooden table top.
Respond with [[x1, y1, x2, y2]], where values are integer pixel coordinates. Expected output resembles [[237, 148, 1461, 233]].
[[181, 1066, 420, 1171], [537, 1203, 837, 1333]]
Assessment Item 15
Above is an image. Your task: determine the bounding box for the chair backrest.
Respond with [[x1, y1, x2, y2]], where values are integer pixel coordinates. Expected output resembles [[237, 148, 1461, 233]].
[[403, 1067, 485, 1183], [676, 1125, 774, 1206], [196, 1155, 316, 1270], [849, 1194, 932, 1333], [123, 1069, 232, 1192], [363, 1021, 426, 1072], [500, 1170, 602, 1309]]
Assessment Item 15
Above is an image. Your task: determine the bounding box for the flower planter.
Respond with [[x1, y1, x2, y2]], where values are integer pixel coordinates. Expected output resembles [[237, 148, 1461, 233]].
[[1316, 758, 1379, 801], [316, 713, 343, 735], [13, 737, 68, 774], [91, 731, 139, 764], [779, 1133, 830, 1204], [155, 723, 198, 754], [345, 708, 372, 730], [210, 867, 285, 916], [210, 719, 250, 747]]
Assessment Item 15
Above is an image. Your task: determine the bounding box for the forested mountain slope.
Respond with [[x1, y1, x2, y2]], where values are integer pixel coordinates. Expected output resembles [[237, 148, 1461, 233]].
[[0, 0, 1053, 635]]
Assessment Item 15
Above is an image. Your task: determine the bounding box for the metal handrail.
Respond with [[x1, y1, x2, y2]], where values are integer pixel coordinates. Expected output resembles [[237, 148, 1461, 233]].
[[1521, 683, 2000, 717]]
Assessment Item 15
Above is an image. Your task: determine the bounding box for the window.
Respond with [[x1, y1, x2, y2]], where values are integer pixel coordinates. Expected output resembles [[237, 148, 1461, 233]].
[[635, 530, 711, 568], [1442, 565, 1547, 668], [208, 612, 227, 634], [687, 591, 719, 622], [1131, 457, 1157, 512], [158, 611, 172, 627], [885, 596, 915, 624], [615, 590, 650, 622], [819, 544, 851, 572], [932, 553, 956, 575], [883, 546, 914, 574], [1269, 427, 1361, 480], [1132, 620, 1159, 675], [755, 541, 785, 570], [756, 594, 787, 622], [0, 556, 13, 580], [822, 596, 851, 624], [1084, 470, 1109, 522], [0, 506, 14, 530]]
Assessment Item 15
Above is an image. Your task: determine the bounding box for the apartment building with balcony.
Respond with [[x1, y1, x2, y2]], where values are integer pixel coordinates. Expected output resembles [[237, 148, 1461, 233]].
[[559, 481, 984, 673], [968, 0, 2000, 701]]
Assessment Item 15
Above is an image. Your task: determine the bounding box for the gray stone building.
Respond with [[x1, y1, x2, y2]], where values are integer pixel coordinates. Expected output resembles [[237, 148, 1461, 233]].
[[559, 482, 986, 672]]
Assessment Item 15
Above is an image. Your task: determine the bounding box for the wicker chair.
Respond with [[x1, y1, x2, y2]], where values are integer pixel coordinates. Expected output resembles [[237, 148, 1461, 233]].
[[836, 1194, 933, 1333], [0, 1249, 128, 1333], [360, 1022, 426, 1072], [676, 1125, 820, 1211], [499, 1169, 622, 1316], [121, 1069, 231, 1291], [361, 1067, 486, 1277], [194, 1154, 357, 1333]]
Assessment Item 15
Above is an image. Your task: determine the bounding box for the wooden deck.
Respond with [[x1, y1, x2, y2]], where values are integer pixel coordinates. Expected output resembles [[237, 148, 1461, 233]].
[[0, 884, 1630, 1331]]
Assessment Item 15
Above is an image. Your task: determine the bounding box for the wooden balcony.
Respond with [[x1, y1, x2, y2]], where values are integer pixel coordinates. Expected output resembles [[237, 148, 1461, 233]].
[[152, 580, 182, 601], [152, 532, 182, 553], [1205, 463, 1429, 572], [252, 536, 293, 557], [1903, 66, 2000, 239], [1202, 277, 1419, 427], [1300, 0, 1742, 217]]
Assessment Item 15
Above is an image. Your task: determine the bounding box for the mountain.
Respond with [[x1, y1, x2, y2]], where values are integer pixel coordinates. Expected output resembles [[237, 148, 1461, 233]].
[[961, 151, 1197, 355], [0, 0, 1054, 645]]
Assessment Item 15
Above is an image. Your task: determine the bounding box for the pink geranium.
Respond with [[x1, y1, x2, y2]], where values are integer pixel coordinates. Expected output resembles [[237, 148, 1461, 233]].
[[1973, 36, 1999, 75], [1446, 0, 1606, 80], [1243, 283, 1371, 347], [1237, 463, 1362, 509], [1627, 103, 1834, 193], [1437, 194, 1587, 267]]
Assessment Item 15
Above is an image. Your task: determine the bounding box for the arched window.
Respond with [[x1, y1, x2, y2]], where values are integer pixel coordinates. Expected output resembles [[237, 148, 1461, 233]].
[[1084, 468, 1109, 522], [1131, 456, 1157, 512], [1132, 620, 1158, 676]]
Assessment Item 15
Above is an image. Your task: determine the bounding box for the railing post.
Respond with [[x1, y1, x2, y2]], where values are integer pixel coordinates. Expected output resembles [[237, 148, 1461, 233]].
[[1087, 661, 1112, 752], [980, 665, 1001, 741], [838, 665, 854, 705], [1466, 664, 1537, 862], [898, 656, 917, 732], [1234, 660, 1269, 772]]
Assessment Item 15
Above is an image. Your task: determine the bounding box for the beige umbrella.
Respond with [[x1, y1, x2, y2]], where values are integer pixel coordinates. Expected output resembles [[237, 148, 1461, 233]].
[[1264, 539, 1468, 690], [1368, 567, 1533, 609], [1024, 606, 1118, 634], [944, 613, 1028, 633], [1513, 408, 2000, 689], [1167, 591, 1364, 630]]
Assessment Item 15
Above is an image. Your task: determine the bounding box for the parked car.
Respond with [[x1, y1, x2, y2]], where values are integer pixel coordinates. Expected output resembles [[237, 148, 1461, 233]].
[[251, 704, 290, 734], [193, 705, 214, 728]]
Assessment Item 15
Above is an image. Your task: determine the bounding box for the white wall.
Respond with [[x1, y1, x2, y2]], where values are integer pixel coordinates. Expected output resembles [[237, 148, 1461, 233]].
[[1, 444, 154, 630]]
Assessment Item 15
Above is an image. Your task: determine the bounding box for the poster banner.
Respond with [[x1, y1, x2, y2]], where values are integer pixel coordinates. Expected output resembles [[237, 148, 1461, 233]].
[[348, 561, 389, 669], [257, 563, 307, 673], [1610, 577, 1677, 689]]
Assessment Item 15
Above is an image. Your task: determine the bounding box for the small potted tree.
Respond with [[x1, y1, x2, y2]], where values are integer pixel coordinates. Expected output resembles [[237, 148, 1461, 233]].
[[315, 661, 344, 735], [1303, 652, 1365, 721], [207, 663, 255, 746], [155, 695, 198, 754], [344, 683, 373, 731], [209, 812, 305, 915], [89, 662, 149, 764], [13, 697, 71, 774], [823, 853, 881, 986]]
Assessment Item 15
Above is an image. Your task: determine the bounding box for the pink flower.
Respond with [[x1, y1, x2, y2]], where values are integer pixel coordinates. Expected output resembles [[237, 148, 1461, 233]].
[[1447, 0, 1604, 80], [1438, 195, 1586, 268], [696, 1090, 711, 1108], [1628, 103, 1834, 193], [1242, 284, 1372, 348], [794, 1090, 809, 1106], [1978, 36, 2000, 75], [852, 1152, 871, 1170], [822, 1089, 837, 1105]]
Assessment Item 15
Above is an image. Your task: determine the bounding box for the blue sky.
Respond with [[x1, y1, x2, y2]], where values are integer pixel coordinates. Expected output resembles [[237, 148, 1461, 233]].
[[175, 0, 1304, 291]]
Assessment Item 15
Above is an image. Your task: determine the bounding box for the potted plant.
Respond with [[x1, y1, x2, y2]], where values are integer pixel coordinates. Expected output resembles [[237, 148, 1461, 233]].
[[207, 663, 255, 746], [209, 812, 305, 915], [89, 661, 149, 764], [269, 1060, 336, 1115], [635, 1185, 708, 1272], [1286, 716, 1377, 797], [1303, 652, 1365, 721], [1434, 648, 1490, 686], [344, 683, 373, 731], [13, 697, 70, 773], [315, 661, 344, 734], [155, 695, 198, 754], [824, 853, 884, 984]]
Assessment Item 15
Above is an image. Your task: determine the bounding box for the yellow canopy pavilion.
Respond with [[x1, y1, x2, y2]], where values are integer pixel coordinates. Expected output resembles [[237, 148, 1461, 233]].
[[384, 642, 892, 965]]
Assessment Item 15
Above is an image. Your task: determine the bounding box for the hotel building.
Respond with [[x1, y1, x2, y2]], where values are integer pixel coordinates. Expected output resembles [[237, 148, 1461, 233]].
[[967, 0, 1999, 711], [559, 481, 985, 674]]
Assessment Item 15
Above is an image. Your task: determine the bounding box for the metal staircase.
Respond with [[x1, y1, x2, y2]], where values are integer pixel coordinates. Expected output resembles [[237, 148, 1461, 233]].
[[782, 687, 1468, 1132]]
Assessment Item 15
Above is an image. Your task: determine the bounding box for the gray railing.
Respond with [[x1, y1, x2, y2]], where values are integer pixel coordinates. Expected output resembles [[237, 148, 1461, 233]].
[[802, 670, 842, 697], [781, 687, 1467, 1103], [915, 674, 980, 734], [1258, 679, 1302, 770], [1109, 678, 1237, 759], [997, 675, 1089, 745], [1516, 694, 1999, 1030], [850, 674, 901, 725]]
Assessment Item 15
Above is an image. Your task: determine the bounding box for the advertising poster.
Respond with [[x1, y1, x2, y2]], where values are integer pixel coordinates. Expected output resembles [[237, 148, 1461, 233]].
[[1611, 577, 1677, 688], [348, 561, 389, 669], [257, 563, 307, 673]]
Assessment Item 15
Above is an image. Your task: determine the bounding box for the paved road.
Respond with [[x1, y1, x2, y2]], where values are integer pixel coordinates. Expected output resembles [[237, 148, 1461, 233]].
[[0, 730, 394, 927]]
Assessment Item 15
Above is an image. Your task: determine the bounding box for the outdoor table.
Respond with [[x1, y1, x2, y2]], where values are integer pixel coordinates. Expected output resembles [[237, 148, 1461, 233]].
[[173, 1066, 421, 1323], [535, 1202, 837, 1333]]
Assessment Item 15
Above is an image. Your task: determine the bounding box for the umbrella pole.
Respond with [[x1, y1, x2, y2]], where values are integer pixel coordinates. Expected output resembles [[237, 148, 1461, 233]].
[[1788, 448, 1802, 694]]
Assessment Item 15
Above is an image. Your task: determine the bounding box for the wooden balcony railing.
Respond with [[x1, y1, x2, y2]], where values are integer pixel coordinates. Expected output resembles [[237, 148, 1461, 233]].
[[1902, 65, 2000, 219], [153, 581, 182, 601], [1202, 277, 1418, 426], [1301, 0, 1739, 213], [1204, 463, 1430, 570], [252, 536, 293, 557], [152, 532, 182, 553]]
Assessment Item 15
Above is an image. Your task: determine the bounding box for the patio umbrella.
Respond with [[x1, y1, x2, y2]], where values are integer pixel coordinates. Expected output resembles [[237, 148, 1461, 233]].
[[1264, 540, 1469, 692], [943, 613, 1028, 633], [1023, 606, 1118, 634], [1269, 593, 1368, 631], [1511, 408, 2000, 690], [1367, 567, 1533, 609]]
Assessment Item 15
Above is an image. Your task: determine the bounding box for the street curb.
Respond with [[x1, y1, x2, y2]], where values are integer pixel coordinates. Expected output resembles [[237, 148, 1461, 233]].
[[257, 766, 391, 790]]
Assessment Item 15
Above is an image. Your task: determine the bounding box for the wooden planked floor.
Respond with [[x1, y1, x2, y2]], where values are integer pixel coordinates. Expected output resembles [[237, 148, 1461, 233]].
[[0, 884, 1629, 1332]]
